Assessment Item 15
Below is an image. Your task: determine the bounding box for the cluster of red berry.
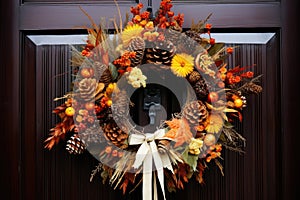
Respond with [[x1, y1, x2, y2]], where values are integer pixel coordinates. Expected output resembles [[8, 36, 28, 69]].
[[130, 3, 151, 27], [221, 65, 254, 85], [154, 0, 184, 28], [113, 51, 136, 74], [81, 42, 95, 58]]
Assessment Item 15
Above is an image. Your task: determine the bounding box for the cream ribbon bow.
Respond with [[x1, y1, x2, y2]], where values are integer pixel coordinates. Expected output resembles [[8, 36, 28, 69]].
[[129, 129, 174, 200]]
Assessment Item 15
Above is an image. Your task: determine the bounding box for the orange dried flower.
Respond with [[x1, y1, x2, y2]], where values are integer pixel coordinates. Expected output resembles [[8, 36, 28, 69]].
[[113, 51, 136, 68]]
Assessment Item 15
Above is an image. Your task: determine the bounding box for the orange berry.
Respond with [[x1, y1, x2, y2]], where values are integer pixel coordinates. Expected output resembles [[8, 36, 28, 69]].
[[79, 109, 89, 116], [167, 11, 174, 17], [226, 47, 234, 54], [234, 76, 241, 83], [134, 15, 142, 22], [205, 23, 212, 29], [76, 115, 83, 123], [206, 157, 212, 163], [118, 152, 124, 158], [106, 100, 112, 107], [221, 74, 226, 81], [105, 146, 112, 154], [234, 98, 243, 108], [215, 144, 222, 152], [85, 102, 95, 111], [218, 81, 225, 88], [65, 107, 75, 117], [207, 91, 219, 103], [112, 150, 118, 157]]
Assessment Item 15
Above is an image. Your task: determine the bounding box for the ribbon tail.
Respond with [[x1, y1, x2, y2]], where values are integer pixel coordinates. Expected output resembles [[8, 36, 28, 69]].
[[143, 150, 153, 200], [150, 141, 166, 200]]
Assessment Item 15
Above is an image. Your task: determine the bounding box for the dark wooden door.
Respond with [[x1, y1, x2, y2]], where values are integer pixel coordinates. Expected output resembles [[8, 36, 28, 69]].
[[1, 0, 300, 200]]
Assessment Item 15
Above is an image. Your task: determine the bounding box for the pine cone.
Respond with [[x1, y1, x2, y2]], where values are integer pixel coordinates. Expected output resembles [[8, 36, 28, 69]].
[[111, 90, 129, 123], [182, 100, 208, 127], [103, 121, 128, 149], [78, 78, 104, 101], [166, 27, 182, 46], [128, 37, 145, 67], [177, 37, 198, 55], [188, 71, 201, 84], [80, 126, 104, 145], [99, 69, 113, 87], [145, 40, 176, 65], [66, 134, 86, 154], [241, 82, 262, 94], [97, 107, 112, 124], [193, 78, 209, 99], [91, 62, 112, 86], [185, 30, 202, 44], [157, 139, 171, 153]]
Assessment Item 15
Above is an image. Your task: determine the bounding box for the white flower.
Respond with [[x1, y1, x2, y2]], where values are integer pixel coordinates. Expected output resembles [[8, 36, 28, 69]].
[[126, 67, 147, 88]]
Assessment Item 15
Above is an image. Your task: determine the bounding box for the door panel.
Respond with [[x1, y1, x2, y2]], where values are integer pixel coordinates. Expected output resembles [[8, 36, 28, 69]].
[[21, 32, 281, 200]]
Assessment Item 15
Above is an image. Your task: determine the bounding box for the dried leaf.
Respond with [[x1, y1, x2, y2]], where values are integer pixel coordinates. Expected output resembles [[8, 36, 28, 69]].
[[208, 43, 225, 57], [119, 179, 129, 195], [165, 118, 181, 129], [182, 147, 198, 171], [195, 161, 206, 184]]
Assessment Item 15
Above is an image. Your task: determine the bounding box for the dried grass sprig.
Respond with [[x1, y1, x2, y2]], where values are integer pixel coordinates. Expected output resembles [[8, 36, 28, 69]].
[[90, 162, 103, 182]]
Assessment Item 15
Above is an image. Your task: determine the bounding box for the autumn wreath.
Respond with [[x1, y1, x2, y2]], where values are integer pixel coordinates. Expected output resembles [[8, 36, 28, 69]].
[[44, 1, 262, 199]]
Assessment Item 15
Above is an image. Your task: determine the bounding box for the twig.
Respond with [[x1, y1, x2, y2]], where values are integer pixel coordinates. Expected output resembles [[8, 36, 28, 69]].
[[90, 162, 103, 182]]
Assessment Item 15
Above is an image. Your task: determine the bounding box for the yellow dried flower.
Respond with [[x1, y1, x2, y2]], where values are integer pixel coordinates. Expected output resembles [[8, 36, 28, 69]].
[[189, 138, 203, 155], [171, 53, 194, 77], [205, 114, 224, 134], [121, 24, 143, 46], [143, 31, 159, 42]]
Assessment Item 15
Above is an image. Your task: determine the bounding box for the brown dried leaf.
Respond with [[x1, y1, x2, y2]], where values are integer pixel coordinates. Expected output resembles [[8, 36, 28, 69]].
[[119, 179, 129, 195]]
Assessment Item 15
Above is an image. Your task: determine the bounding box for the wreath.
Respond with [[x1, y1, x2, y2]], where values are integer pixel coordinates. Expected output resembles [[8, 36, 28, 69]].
[[44, 0, 262, 199]]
